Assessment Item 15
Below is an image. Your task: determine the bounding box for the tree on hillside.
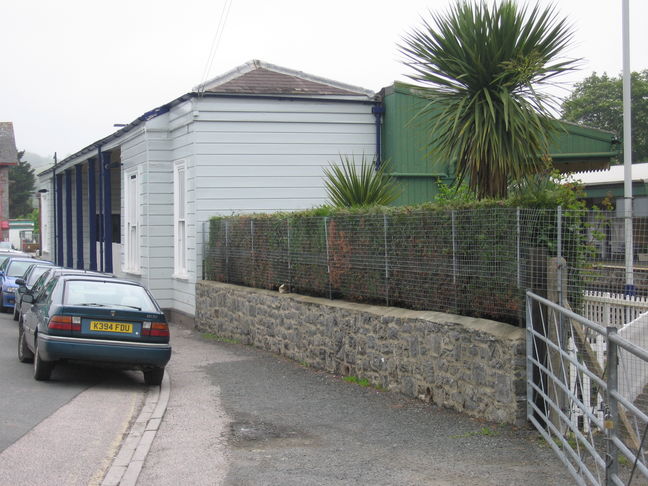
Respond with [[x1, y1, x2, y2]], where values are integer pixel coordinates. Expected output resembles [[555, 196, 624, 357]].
[[10, 151, 36, 218], [561, 70, 648, 162], [400, 0, 577, 199]]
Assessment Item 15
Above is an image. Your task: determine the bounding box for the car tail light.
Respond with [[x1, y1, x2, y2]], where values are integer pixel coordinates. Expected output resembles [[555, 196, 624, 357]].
[[142, 321, 169, 337], [48, 315, 81, 331]]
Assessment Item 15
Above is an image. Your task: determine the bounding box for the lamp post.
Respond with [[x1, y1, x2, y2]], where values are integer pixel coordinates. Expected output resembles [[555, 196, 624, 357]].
[[622, 0, 634, 295], [37, 189, 48, 257]]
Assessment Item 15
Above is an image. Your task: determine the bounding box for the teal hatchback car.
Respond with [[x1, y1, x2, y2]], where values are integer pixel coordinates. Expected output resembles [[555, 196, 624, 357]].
[[18, 274, 171, 385]]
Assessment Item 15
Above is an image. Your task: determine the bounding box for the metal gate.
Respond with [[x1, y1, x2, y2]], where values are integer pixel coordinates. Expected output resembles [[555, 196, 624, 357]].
[[526, 291, 648, 485]]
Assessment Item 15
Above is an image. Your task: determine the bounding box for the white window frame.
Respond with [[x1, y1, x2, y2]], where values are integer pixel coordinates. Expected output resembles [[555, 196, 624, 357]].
[[40, 192, 50, 253], [173, 160, 188, 278], [124, 169, 140, 273]]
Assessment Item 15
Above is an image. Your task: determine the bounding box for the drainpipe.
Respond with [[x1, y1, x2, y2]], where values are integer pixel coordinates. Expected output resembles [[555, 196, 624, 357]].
[[371, 103, 385, 170]]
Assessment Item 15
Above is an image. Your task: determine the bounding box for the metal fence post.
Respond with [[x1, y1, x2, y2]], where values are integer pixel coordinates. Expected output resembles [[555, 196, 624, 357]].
[[452, 210, 457, 286], [384, 213, 389, 306], [324, 217, 332, 299], [225, 219, 230, 283], [287, 218, 292, 291], [526, 292, 533, 422], [250, 219, 255, 287], [202, 220, 206, 280], [517, 207, 521, 289], [557, 206, 563, 308], [606, 326, 619, 485]]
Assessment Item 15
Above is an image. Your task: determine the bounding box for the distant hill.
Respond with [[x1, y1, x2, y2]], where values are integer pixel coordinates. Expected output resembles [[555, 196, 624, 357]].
[[21, 151, 53, 172]]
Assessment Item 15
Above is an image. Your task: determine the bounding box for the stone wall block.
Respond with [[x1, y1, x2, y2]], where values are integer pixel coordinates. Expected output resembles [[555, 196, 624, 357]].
[[196, 281, 526, 424]]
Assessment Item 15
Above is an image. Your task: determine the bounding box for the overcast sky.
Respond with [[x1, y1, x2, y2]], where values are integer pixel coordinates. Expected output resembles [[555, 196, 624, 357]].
[[3, 0, 647, 160]]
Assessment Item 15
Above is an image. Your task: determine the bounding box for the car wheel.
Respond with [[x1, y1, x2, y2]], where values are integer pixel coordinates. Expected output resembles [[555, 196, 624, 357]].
[[13, 307, 19, 321], [18, 324, 34, 363], [143, 367, 164, 386], [33, 338, 53, 381]]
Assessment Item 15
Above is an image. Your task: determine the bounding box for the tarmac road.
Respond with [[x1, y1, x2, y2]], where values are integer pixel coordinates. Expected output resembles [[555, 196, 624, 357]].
[[0, 311, 148, 486], [138, 326, 574, 486], [0, 312, 101, 452]]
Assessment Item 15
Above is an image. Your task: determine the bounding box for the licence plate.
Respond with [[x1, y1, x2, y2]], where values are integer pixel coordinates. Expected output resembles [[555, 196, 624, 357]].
[[90, 321, 133, 333]]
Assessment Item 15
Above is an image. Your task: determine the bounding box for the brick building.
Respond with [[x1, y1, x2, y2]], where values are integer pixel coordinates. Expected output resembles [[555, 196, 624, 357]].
[[0, 122, 19, 240]]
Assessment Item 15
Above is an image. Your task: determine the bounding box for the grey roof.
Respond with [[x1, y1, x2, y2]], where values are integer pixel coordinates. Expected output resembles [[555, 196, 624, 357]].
[[0, 122, 18, 166], [40, 61, 375, 175], [195, 60, 374, 98]]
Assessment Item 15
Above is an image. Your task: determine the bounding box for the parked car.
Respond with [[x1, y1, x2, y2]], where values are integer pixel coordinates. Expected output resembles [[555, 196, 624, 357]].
[[0, 250, 30, 267], [16, 265, 114, 314], [0, 257, 53, 311], [13, 264, 60, 321], [18, 274, 171, 385], [15, 267, 116, 322], [0, 241, 15, 251]]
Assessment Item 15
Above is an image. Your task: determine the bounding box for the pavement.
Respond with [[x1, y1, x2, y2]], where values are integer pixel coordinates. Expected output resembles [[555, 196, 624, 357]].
[[0, 370, 145, 486], [122, 325, 574, 486]]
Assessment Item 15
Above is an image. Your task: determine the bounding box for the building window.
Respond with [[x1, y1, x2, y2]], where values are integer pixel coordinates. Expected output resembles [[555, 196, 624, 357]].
[[124, 170, 139, 272], [174, 161, 187, 278]]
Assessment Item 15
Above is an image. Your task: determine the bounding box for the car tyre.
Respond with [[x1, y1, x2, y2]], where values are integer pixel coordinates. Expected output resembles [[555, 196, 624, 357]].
[[143, 367, 164, 386], [33, 338, 53, 381], [13, 306, 19, 321], [18, 324, 33, 363]]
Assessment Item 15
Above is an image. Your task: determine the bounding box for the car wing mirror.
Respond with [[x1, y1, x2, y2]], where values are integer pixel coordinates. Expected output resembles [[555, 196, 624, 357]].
[[15, 278, 25, 286]]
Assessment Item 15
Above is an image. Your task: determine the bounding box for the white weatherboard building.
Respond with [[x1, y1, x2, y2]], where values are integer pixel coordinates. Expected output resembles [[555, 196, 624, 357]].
[[37, 60, 378, 323]]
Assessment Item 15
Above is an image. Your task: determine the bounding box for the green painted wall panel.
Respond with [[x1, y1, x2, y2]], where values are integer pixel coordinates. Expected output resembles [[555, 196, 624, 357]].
[[381, 83, 618, 206], [382, 88, 449, 177]]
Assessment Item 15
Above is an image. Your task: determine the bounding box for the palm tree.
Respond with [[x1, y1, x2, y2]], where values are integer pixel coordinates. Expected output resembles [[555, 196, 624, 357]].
[[400, 0, 577, 199]]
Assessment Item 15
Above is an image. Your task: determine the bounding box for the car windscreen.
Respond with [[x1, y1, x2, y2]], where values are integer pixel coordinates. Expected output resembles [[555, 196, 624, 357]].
[[7, 260, 36, 278], [63, 280, 158, 312], [27, 266, 51, 286]]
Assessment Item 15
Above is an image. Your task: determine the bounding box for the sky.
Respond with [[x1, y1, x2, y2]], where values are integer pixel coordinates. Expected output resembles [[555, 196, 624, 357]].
[[3, 0, 648, 161]]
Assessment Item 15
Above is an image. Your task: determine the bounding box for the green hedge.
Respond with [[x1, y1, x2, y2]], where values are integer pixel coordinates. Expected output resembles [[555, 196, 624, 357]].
[[204, 180, 594, 326]]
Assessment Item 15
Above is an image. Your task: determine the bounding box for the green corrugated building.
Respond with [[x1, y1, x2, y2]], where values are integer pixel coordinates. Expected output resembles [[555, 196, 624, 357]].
[[379, 83, 620, 205]]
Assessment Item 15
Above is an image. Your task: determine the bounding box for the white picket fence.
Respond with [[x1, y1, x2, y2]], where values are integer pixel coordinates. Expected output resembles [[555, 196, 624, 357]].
[[569, 291, 648, 432], [583, 290, 648, 328]]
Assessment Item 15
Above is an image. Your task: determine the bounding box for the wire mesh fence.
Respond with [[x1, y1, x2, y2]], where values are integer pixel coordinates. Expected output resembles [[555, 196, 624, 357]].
[[203, 208, 648, 325], [205, 208, 587, 325]]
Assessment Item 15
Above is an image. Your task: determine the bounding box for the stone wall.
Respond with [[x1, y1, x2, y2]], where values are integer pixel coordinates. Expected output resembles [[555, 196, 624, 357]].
[[196, 281, 527, 425]]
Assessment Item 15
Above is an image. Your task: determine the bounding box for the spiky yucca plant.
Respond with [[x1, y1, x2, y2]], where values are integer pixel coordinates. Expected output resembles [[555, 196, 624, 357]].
[[323, 155, 401, 208], [400, 0, 577, 199]]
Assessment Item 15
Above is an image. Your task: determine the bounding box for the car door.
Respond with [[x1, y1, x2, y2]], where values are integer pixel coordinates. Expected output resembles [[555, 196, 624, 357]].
[[22, 277, 57, 345], [0, 258, 8, 301]]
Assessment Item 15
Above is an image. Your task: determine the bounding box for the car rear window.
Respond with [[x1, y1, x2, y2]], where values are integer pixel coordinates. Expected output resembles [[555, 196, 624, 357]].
[[27, 266, 51, 286], [8, 260, 36, 277], [63, 280, 158, 312]]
